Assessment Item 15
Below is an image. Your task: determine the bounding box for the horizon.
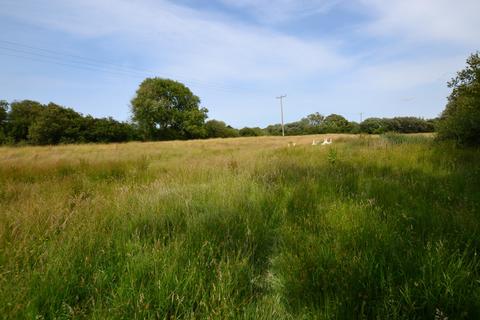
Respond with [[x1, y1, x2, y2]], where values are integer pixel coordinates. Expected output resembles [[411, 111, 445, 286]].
[[1, 0, 479, 127]]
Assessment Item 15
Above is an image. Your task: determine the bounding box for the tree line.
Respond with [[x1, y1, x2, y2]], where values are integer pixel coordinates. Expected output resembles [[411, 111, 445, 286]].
[[1, 53, 478, 146], [0, 100, 139, 145], [0, 97, 436, 145]]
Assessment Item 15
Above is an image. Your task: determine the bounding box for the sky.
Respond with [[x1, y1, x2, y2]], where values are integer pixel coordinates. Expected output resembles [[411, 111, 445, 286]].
[[0, 0, 479, 127]]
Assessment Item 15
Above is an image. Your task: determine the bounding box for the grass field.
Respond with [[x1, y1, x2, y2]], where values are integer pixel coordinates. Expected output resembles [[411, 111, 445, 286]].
[[1, 134, 479, 319]]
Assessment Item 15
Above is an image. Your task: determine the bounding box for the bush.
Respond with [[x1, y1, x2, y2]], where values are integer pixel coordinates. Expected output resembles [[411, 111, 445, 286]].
[[205, 120, 239, 138], [437, 52, 480, 145], [239, 127, 264, 137], [28, 103, 84, 145]]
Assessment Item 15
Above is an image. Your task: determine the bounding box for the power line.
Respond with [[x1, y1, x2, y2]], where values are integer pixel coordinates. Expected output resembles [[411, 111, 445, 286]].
[[0, 39, 253, 93], [0, 39, 238, 89]]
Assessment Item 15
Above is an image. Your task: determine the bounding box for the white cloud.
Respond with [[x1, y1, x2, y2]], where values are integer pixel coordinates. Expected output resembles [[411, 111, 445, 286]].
[[350, 56, 463, 91], [361, 0, 480, 46], [0, 0, 350, 83], [218, 0, 342, 23], [1, 0, 476, 125]]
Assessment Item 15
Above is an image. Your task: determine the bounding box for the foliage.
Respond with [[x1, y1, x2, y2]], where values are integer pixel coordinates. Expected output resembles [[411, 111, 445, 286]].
[[323, 114, 352, 133], [131, 78, 208, 140], [0, 100, 138, 145], [205, 119, 239, 138], [81, 116, 139, 143], [1, 136, 479, 318], [0, 100, 8, 143], [28, 103, 85, 145], [437, 52, 480, 145], [0, 100, 7, 127], [361, 117, 434, 134], [239, 127, 264, 137], [7, 100, 45, 142]]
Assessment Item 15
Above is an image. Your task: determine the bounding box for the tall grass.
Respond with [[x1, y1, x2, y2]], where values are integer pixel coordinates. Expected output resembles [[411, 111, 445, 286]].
[[0, 134, 479, 319]]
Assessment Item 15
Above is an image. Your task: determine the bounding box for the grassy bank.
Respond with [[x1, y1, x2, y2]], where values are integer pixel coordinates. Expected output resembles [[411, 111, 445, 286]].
[[1, 134, 479, 319]]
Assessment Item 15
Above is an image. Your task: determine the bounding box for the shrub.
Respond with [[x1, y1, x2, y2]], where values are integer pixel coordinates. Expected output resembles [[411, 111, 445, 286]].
[[437, 52, 480, 145]]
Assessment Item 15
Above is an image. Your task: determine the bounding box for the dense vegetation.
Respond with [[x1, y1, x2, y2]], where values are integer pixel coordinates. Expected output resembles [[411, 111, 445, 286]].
[[4, 52, 480, 146], [1, 134, 479, 318], [437, 52, 480, 145], [0, 96, 435, 145], [131, 78, 209, 141], [0, 100, 138, 145], [1, 76, 439, 145]]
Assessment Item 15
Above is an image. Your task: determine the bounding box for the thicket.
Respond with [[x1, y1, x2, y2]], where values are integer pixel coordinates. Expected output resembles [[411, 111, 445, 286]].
[[437, 52, 480, 146], [0, 100, 138, 145], [1, 79, 438, 145]]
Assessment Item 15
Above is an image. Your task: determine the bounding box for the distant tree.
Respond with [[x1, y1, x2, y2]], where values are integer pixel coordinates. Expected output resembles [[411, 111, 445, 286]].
[[28, 103, 84, 145], [349, 121, 361, 134], [239, 127, 264, 137], [131, 78, 208, 140], [0, 100, 7, 126], [304, 112, 325, 126], [360, 118, 388, 134], [437, 52, 480, 145], [7, 100, 45, 142], [0, 100, 8, 143], [264, 124, 283, 136], [205, 120, 239, 138], [285, 119, 309, 136], [389, 117, 434, 133], [323, 114, 351, 133], [82, 116, 138, 143], [301, 113, 325, 134]]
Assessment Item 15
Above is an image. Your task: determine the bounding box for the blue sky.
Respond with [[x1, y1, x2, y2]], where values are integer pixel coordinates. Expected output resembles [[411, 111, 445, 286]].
[[1, 0, 479, 127]]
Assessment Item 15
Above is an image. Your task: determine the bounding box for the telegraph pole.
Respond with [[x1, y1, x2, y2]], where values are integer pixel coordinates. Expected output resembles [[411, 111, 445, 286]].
[[276, 95, 287, 136], [359, 112, 363, 123]]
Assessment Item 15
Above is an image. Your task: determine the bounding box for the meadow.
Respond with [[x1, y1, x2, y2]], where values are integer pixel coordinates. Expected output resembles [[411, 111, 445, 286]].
[[1, 134, 479, 319]]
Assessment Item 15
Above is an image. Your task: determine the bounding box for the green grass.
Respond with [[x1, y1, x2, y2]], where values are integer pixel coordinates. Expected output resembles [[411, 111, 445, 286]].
[[0, 134, 479, 319]]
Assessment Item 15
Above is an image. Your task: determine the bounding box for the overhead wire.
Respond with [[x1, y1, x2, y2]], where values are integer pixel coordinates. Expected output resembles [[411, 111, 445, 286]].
[[0, 39, 253, 93]]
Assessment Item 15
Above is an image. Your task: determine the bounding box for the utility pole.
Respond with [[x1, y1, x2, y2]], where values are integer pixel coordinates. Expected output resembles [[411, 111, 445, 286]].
[[359, 112, 363, 123], [276, 95, 287, 136]]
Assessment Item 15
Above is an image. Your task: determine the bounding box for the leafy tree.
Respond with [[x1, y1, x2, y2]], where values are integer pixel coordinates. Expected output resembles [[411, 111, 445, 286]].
[[303, 112, 325, 126], [28, 103, 84, 145], [437, 52, 480, 145], [323, 114, 351, 133], [301, 112, 325, 134], [265, 124, 283, 136], [7, 100, 44, 142], [131, 78, 208, 140], [285, 119, 309, 136], [205, 120, 239, 138], [360, 118, 389, 134], [388, 117, 434, 133], [349, 121, 361, 134], [0, 100, 8, 143], [0, 100, 7, 126], [239, 127, 264, 137], [82, 116, 138, 143]]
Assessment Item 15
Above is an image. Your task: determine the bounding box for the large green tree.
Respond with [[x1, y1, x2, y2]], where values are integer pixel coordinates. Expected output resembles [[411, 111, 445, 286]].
[[131, 78, 208, 140], [7, 100, 45, 142], [205, 120, 239, 138], [323, 114, 351, 133], [0, 100, 8, 143], [437, 52, 480, 145], [28, 103, 84, 145], [0, 100, 7, 125]]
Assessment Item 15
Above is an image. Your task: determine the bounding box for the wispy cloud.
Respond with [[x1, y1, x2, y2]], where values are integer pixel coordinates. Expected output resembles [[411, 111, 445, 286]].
[[361, 0, 480, 46], [217, 0, 342, 23], [0, 0, 478, 126], [0, 0, 350, 83]]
